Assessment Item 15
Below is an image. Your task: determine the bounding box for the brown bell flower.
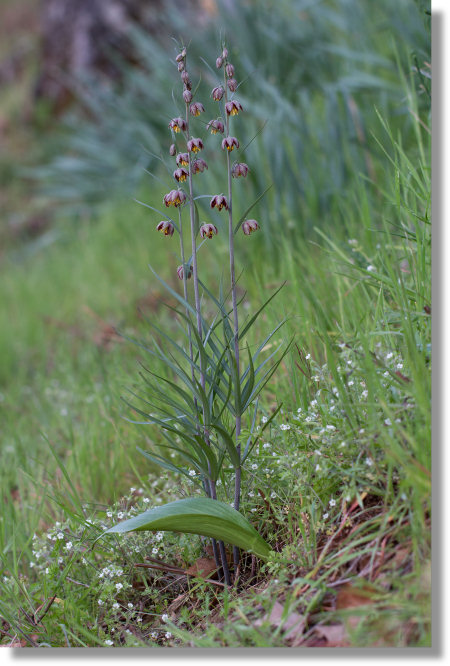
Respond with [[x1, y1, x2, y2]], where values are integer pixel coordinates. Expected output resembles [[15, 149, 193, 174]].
[[212, 86, 225, 101], [183, 89, 193, 104], [189, 102, 205, 117], [173, 168, 189, 182], [175, 48, 186, 63], [231, 162, 249, 178], [156, 221, 175, 236], [177, 264, 193, 280], [187, 138, 204, 153], [169, 143, 176, 156], [242, 219, 259, 235], [181, 71, 191, 89], [206, 119, 225, 134], [163, 189, 186, 207], [176, 152, 189, 167], [216, 56, 223, 69], [169, 117, 187, 133], [200, 223, 218, 239], [210, 194, 229, 211], [225, 100, 243, 116], [227, 78, 237, 92], [191, 159, 208, 174], [225, 63, 235, 78], [221, 136, 239, 152]]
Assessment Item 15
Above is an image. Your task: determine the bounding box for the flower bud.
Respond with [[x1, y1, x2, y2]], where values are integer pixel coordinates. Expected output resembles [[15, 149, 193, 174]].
[[225, 63, 235, 78], [212, 86, 225, 101], [183, 89, 193, 104], [173, 167, 189, 182], [187, 137, 204, 153], [225, 100, 243, 116], [222, 47, 228, 59], [177, 60, 185, 72], [242, 219, 259, 235], [169, 117, 187, 133], [176, 48, 186, 62], [181, 71, 191, 89], [227, 78, 237, 92], [200, 223, 218, 239], [177, 264, 193, 280], [210, 194, 229, 211], [206, 119, 225, 134], [232, 162, 249, 178], [176, 152, 189, 167], [169, 143, 176, 156], [191, 158, 208, 174], [189, 102, 205, 117], [164, 189, 186, 207], [216, 56, 223, 69], [221, 136, 239, 152], [156, 221, 175, 236]]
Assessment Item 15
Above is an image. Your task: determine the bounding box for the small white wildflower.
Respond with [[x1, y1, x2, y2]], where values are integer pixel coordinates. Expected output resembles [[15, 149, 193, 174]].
[[188, 470, 196, 477], [386, 352, 394, 359], [151, 631, 158, 639], [340, 441, 346, 447], [396, 363, 403, 370], [261, 416, 268, 424], [310, 399, 317, 407], [326, 425, 336, 431], [117, 512, 124, 519], [64, 541, 73, 551], [348, 380, 354, 387], [115, 583, 123, 591], [365, 457, 373, 466], [155, 532, 164, 542], [315, 464, 320, 472], [366, 265, 376, 272], [128, 603, 134, 609], [251, 508, 257, 513], [322, 512, 329, 520], [248, 491, 255, 497], [130, 487, 136, 493], [98, 599, 104, 606], [105, 639, 114, 646], [329, 499, 336, 507], [359, 428, 365, 434], [45, 568, 50, 574], [383, 371, 390, 377], [384, 418, 392, 426], [57, 532, 64, 540], [362, 390, 368, 398], [280, 424, 290, 431], [58, 557, 64, 564], [106, 511, 112, 518], [251, 463, 258, 470], [165, 632, 172, 639], [270, 492, 277, 499], [143, 497, 150, 504], [348, 239, 358, 246], [263, 442, 271, 449], [152, 547, 159, 555], [330, 405, 335, 412], [136, 617, 142, 623], [113, 602, 120, 610], [161, 613, 169, 623]]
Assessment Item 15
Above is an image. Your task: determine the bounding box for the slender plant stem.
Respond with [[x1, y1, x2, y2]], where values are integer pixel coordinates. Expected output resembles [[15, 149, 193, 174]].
[[184, 81, 231, 585], [224, 64, 242, 569], [178, 207, 196, 389]]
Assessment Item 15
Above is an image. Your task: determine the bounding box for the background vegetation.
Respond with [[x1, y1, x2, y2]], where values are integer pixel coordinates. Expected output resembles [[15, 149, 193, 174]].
[[0, 0, 431, 648]]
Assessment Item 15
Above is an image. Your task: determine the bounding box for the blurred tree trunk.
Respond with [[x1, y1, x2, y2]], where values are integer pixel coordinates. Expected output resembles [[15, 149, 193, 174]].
[[33, 0, 197, 112]]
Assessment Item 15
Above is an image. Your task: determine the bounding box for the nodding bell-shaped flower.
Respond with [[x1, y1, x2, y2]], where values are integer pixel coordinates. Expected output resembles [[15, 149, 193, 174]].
[[212, 86, 225, 101], [177, 60, 185, 72], [191, 159, 208, 174], [210, 194, 229, 211], [169, 143, 176, 157], [206, 119, 225, 135], [232, 162, 249, 178], [227, 78, 237, 92], [242, 219, 259, 235], [183, 89, 193, 104], [189, 102, 205, 117], [173, 167, 189, 182], [181, 71, 191, 89], [222, 47, 228, 59], [200, 223, 218, 239], [164, 189, 186, 208], [176, 152, 189, 167], [156, 221, 175, 236], [169, 117, 187, 133], [225, 63, 235, 78], [216, 56, 223, 69], [187, 137, 204, 153], [177, 264, 193, 280], [221, 136, 239, 152], [225, 100, 243, 116]]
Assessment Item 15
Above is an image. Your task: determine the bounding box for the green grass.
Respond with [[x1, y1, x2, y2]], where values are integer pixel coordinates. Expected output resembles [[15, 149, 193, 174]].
[[0, 28, 430, 649]]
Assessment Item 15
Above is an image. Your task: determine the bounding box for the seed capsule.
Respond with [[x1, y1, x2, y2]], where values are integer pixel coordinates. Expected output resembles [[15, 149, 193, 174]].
[[210, 194, 229, 211], [156, 221, 175, 236], [200, 223, 218, 239], [242, 219, 259, 235]]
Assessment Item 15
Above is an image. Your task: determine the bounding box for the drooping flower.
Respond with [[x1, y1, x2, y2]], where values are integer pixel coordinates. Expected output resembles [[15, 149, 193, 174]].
[[163, 189, 186, 207], [183, 89, 193, 104], [232, 162, 249, 178], [187, 137, 204, 153], [191, 159, 208, 174], [206, 119, 225, 134], [221, 136, 239, 152], [176, 152, 189, 167], [210, 194, 229, 211], [169, 143, 176, 156], [175, 48, 186, 63], [168, 117, 187, 133], [181, 71, 191, 89], [173, 167, 189, 182], [189, 102, 205, 117], [216, 56, 223, 69], [156, 221, 174, 236], [227, 78, 237, 92], [225, 63, 235, 78], [242, 219, 259, 235], [225, 100, 243, 116], [177, 264, 193, 280], [200, 223, 218, 239], [212, 86, 225, 101]]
